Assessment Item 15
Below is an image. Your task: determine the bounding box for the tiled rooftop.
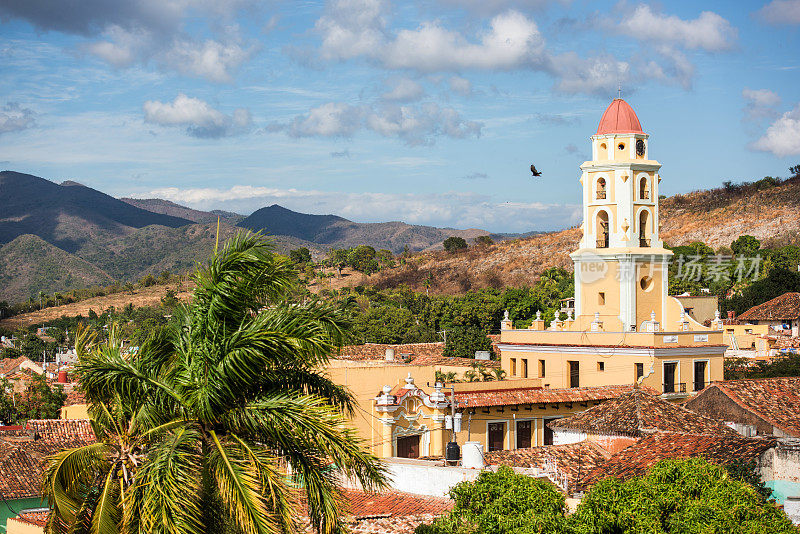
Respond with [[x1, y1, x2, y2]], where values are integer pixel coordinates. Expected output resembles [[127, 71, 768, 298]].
[[739, 292, 800, 322], [0, 419, 97, 499], [455, 384, 639, 409], [26, 419, 95, 444], [485, 441, 609, 489], [699, 377, 800, 436], [300, 489, 452, 534], [335, 342, 500, 368], [11, 509, 49, 527], [549, 389, 735, 437], [581, 432, 776, 486]]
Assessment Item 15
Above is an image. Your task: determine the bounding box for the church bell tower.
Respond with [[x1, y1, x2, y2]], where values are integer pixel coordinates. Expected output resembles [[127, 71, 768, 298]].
[[570, 99, 672, 332]]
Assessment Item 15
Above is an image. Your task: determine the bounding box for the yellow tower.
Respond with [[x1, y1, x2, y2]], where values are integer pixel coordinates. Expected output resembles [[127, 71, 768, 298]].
[[571, 99, 672, 332]]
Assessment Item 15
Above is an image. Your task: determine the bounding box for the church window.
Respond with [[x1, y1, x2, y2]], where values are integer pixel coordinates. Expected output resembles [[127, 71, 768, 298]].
[[596, 177, 606, 199], [618, 142, 625, 151], [640, 276, 654, 291], [596, 211, 609, 248], [598, 292, 605, 305], [639, 210, 650, 247], [639, 177, 650, 200]]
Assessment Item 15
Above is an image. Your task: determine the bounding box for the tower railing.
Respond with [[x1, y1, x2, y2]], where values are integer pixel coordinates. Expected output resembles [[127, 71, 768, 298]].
[[639, 238, 651, 247], [597, 235, 609, 248], [595, 190, 606, 199]]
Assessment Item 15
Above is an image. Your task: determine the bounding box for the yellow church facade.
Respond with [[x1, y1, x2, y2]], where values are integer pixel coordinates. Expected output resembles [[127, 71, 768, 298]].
[[499, 98, 726, 397], [367, 98, 726, 460]]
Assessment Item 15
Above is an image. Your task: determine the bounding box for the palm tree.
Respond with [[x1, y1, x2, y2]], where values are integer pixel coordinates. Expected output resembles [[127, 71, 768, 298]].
[[50, 233, 388, 534]]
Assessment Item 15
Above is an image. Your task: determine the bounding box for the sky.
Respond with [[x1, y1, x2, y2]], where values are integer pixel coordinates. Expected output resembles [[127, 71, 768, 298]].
[[1, 0, 799, 233]]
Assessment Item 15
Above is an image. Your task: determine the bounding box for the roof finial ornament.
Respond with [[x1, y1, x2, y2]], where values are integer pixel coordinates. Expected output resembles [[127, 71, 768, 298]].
[[618, 81, 622, 99]]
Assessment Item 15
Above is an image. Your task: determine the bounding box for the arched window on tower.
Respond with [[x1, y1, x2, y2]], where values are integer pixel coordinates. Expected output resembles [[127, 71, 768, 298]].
[[639, 177, 650, 200], [597, 211, 609, 248], [596, 178, 606, 200], [639, 210, 650, 247]]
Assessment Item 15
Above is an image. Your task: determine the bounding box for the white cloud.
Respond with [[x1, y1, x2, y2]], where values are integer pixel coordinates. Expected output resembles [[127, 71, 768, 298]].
[[141, 185, 580, 232], [0, 102, 36, 135], [271, 100, 481, 145], [162, 38, 252, 83], [281, 102, 363, 138], [743, 88, 781, 122], [548, 52, 629, 95], [752, 103, 800, 157], [143, 94, 252, 138], [382, 11, 545, 71], [617, 5, 736, 51], [449, 76, 472, 96], [759, 0, 800, 25], [0, 0, 259, 82], [366, 102, 481, 145], [316, 3, 545, 72], [743, 88, 781, 107], [316, 0, 388, 61], [381, 77, 425, 101]]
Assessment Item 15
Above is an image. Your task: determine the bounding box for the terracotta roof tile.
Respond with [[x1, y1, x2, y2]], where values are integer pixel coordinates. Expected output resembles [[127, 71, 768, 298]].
[[12, 509, 49, 527], [701, 377, 800, 436], [581, 432, 776, 486], [26, 419, 95, 444], [300, 489, 452, 533], [485, 441, 608, 489], [335, 342, 499, 368], [739, 292, 800, 322], [550, 389, 735, 437], [0, 419, 97, 499], [455, 384, 640, 409]]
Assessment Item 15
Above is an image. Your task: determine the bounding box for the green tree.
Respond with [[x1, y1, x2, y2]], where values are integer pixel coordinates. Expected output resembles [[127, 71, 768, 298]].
[[348, 245, 378, 273], [443, 325, 494, 360], [443, 237, 468, 253], [16, 373, 66, 420], [732, 235, 761, 256], [475, 235, 494, 247], [56, 233, 387, 534], [416, 466, 569, 534], [571, 458, 796, 534], [0, 378, 16, 424], [289, 247, 312, 265]]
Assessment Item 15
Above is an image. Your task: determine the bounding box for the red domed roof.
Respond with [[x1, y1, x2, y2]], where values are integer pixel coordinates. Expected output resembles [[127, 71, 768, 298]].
[[596, 98, 643, 135]]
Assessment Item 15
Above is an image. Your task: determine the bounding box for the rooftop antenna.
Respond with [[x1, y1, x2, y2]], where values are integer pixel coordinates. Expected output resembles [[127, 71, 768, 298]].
[[617, 80, 622, 99]]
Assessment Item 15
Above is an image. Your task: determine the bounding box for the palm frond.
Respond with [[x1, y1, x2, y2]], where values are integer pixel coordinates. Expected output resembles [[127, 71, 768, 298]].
[[207, 430, 274, 534], [134, 426, 204, 534], [90, 464, 121, 534]]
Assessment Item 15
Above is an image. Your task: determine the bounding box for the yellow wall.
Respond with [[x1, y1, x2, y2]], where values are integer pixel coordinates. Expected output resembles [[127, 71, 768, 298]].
[[7, 518, 43, 534], [60, 404, 89, 419], [635, 262, 663, 327]]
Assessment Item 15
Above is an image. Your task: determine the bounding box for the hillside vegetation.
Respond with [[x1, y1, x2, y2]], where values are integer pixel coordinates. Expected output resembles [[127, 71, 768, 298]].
[[238, 204, 491, 253], [339, 176, 800, 294]]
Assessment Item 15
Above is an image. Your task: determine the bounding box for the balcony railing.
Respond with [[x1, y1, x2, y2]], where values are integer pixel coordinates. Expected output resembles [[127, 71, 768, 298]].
[[640, 190, 650, 199], [596, 190, 606, 199], [639, 238, 651, 247], [663, 382, 687, 394], [597, 236, 609, 248]]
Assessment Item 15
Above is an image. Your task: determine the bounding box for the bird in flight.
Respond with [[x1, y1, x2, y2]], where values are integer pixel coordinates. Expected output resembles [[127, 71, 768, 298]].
[[530, 164, 542, 177]]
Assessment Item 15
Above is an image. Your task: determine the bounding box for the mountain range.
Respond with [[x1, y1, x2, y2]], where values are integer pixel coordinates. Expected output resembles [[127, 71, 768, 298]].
[[0, 171, 499, 303]]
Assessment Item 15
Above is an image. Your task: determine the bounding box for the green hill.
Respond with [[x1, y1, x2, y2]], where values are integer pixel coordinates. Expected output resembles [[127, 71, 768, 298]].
[[0, 234, 114, 303]]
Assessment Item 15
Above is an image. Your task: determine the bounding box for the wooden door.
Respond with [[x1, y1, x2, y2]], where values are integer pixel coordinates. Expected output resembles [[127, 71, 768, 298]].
[[516, 420, 532, 449], [488, 422, 505, 452], [397, 435, 420, 458]]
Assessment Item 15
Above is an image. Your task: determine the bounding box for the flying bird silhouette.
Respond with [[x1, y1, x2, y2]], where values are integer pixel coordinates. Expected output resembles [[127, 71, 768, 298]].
[[530, 164, 542, 177]]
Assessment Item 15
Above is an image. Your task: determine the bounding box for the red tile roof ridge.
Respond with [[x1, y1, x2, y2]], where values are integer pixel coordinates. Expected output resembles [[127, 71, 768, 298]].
[[703, 377, 800, 436], [738, 292, 800, 321]]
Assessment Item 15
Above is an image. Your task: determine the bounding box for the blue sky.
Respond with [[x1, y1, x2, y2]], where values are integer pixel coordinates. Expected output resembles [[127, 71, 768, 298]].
[[1, 0, 799, 233]]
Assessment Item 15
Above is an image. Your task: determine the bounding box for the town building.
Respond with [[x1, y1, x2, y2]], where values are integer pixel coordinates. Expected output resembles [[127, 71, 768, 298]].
[[498, 98, 726, 397], [685, 377, 800, 438], [738, 292, 800, 337]]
